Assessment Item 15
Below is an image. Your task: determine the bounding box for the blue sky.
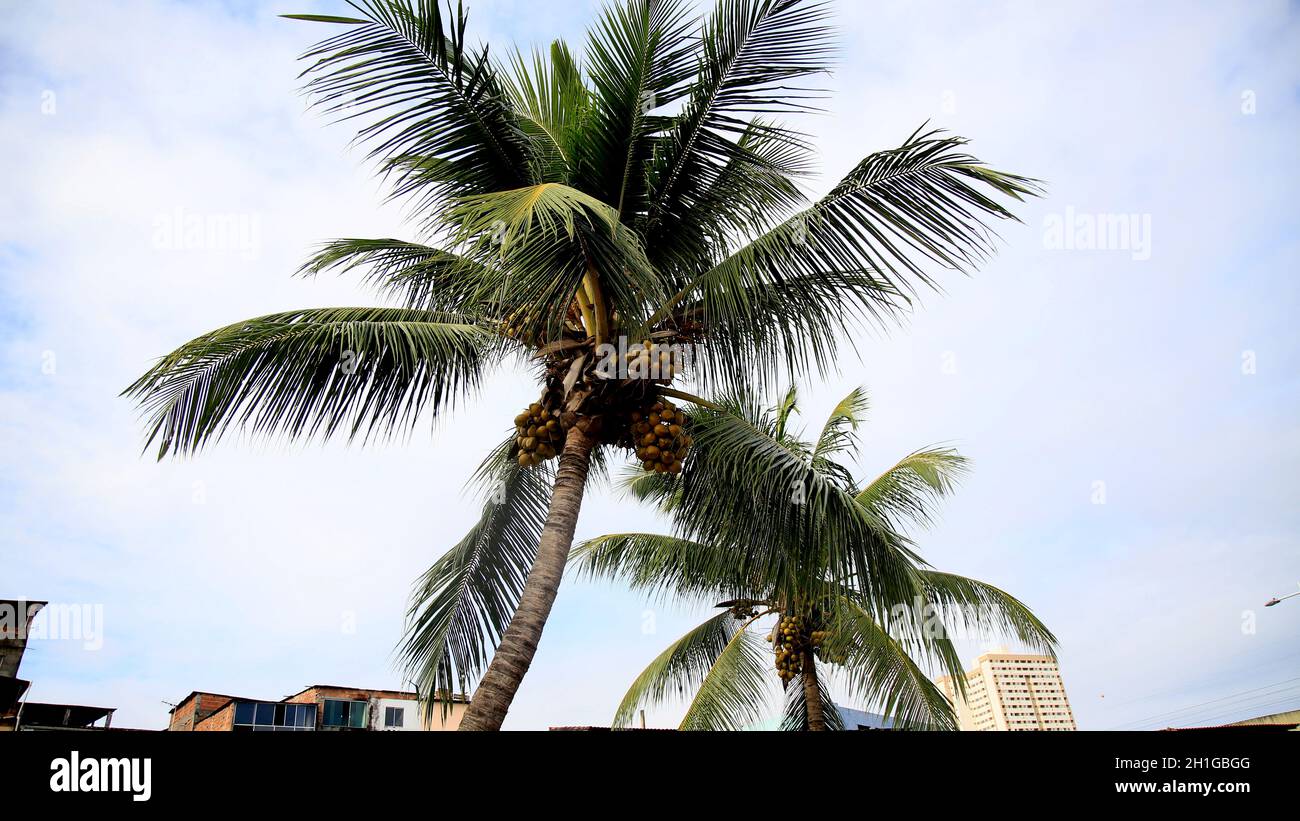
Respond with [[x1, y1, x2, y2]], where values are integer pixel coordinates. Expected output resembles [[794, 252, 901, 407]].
[[1, 0, 1298, 730]]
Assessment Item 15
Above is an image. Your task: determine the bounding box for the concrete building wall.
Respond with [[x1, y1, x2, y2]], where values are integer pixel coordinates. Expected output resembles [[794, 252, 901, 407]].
[[416, 699, 467, 731], [373, 697, 419, 731], [0, 600, 46, 679]]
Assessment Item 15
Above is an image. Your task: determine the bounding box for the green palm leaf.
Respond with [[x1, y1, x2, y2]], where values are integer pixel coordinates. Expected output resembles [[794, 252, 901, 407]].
[[778, 669, 844, 731], [648, 118, 811, 276], [286, 0, 534, 211], [123, 307, 497, 458], [679, 625, 772, 731], [448, 182, 665, 340], [674, 398, 924, 612], [671, 128, 1041, 390], [612, 612, 772, 731], [582, 0, 698, 220], [917, 570, 1057, 655], [401, 438, 554, 718], [573, 531, 761, 606], [857, 441, 972, 532], [812, 386, 869, 461], [646, 0, 833, 246], [618, 466, 680, 512], [501, 41, 590, 184], [298, 237, 492, 312], [828, 599, 957, 730], [854, 447, 969, 531]]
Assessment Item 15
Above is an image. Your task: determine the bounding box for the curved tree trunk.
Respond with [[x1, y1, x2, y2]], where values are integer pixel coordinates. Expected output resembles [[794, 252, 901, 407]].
[[802, 648, 827, 731], [459, 424, 597, 730]]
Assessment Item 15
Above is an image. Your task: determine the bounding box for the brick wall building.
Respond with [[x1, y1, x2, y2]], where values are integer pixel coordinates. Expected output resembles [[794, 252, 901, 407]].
[[168, 684, 467, 731], [168, 691, 246, 732]]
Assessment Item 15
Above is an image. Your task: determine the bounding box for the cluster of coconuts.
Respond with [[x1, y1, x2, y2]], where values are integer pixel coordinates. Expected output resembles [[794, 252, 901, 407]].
[[628, 398, 690, 474], [513, 402, 565, 467], [728, 604, 759, 621], [770, 613, 807, 682], [815, 639, 846, 666], [623, 340, 684, 381], [767, 613, 830, 683], [499, 306, 534, 342]]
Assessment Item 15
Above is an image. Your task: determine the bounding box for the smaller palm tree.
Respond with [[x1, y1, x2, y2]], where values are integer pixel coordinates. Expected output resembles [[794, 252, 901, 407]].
[[574, 386, 1056, 730]]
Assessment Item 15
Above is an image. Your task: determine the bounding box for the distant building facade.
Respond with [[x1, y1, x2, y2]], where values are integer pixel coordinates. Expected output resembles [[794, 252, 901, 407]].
[[837, 706, 893, 730], [168, 685, 467, 731], [936, 650, 1076, 731]]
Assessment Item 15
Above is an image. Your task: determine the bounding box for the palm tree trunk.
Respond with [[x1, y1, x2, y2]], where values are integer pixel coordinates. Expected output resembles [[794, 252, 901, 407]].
[[458, 424, 597, 730], [802, 648, 827, 731]]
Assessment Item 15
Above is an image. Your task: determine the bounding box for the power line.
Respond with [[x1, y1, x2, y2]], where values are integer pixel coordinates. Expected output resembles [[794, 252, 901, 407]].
[[1116, 681, 1300, 730], [1140, 688, 1300, 730], [1097, 647, 1300, 712], [1181, 695, 1300, 729], [1108, 675, 1300, 730]]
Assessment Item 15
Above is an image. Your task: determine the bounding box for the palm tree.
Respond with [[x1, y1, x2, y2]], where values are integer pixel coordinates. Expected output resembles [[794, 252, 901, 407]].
[[124, 0, 1039, 730], [575, 386, 1056, 730]]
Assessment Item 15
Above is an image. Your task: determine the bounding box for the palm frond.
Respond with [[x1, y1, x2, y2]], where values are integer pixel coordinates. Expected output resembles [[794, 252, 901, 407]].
[[573, 531, 761, 606], [773, 382, 799, 441], [646, 0, 833, 246], [853, 447, 968, 532], [451, 182, 619, 251], [123, 307, 497, 458], [673, 128, 1041, 391], [287, 0, 533, 212], [618, 465, 680, 512], [501, 40, 590, 184], [678, 622, 773, 731], [298, 237, 493, 312], [673, 399, 924, 612], [812, 385, 869, 461], [647, 118, 812, 276], [448, 183, 665, 341], [581, 0, 698, 220], [682, 268, 907, 395], [917, 570, 1057, 655], [828, 598, 957, 730], [400, 438, 554, 718], [778, 669, 844, 731], [610, 612, 766, 729]]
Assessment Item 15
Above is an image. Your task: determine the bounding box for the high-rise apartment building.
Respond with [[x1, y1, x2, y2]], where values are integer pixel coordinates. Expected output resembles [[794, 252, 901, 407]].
[[936, 649, 1076, 731]]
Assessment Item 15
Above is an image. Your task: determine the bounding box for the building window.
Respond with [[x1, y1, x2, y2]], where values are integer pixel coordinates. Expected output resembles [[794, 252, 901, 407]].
[[384, 706, 405, 728], [232, 701, 316, 731], [323, 699, 368, 729]]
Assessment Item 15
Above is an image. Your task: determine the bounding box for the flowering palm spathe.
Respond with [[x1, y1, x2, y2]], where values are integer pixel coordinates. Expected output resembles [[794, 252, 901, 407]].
[[124, 0, 1040, 730], [575, 387, 1057, 730]]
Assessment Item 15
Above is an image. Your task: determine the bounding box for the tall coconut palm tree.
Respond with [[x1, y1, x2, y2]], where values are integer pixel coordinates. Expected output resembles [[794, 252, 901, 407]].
[[124, 0, 1040, 730], [575, 386, 1057, 730]]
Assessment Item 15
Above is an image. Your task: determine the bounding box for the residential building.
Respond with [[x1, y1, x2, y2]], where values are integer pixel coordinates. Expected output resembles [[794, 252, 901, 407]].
[[168, 684, 468, 731], [936, 648, 1077, 731], [1, 598, 124, 731], [0, 599, 45, 731], [15, 702, 117, 731]]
